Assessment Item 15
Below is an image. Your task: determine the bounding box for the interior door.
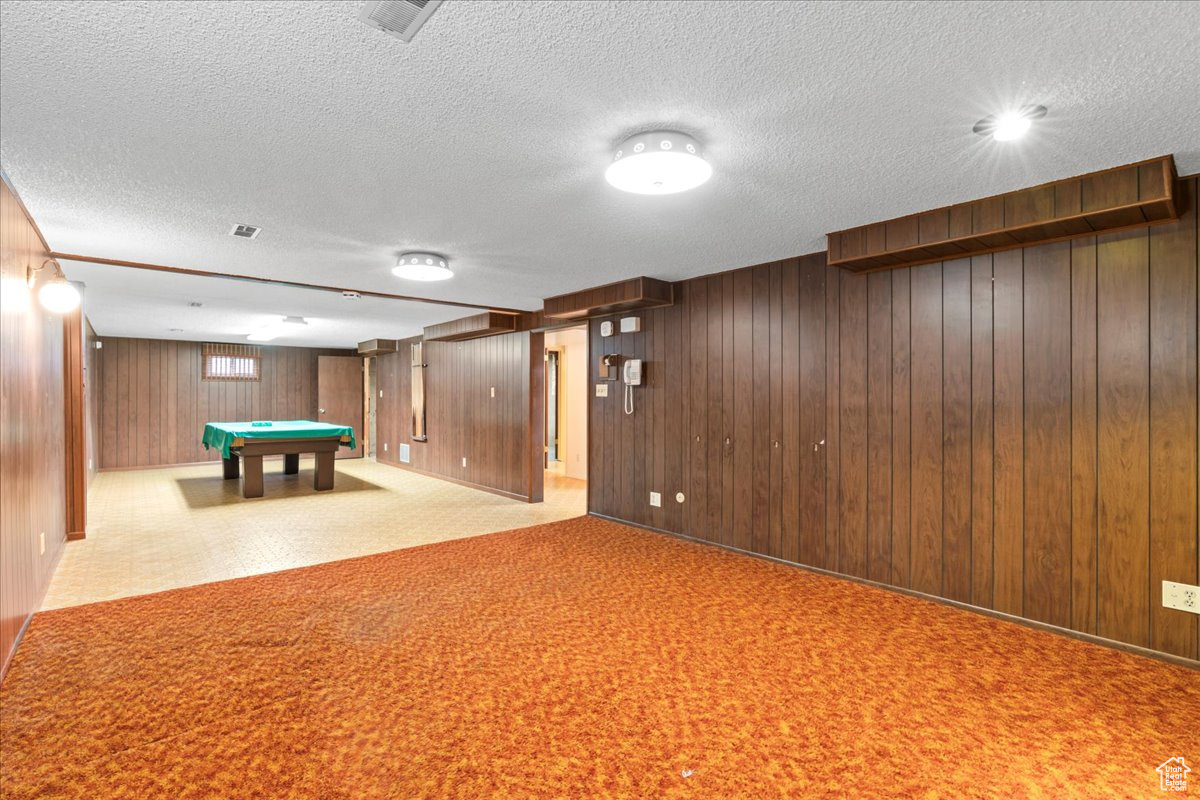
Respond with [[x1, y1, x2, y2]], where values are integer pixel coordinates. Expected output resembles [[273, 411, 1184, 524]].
[[318, 356, 364, 459]]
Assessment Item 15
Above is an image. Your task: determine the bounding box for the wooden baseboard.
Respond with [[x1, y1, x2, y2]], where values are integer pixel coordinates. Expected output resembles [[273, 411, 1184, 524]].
[[589, 513, 1200, 671], [66, 530, 86, 541], [1, 532, 67, 682], [375, 458, 535, 503]]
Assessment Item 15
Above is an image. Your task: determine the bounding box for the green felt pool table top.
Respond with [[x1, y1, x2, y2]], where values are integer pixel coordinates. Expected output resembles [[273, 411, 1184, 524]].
[[202, 420, 357, 459]]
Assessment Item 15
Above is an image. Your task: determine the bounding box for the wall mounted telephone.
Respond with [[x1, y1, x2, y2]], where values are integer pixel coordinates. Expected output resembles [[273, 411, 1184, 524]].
[[622, 359, 642, 386], [622, 358, 642, 415]]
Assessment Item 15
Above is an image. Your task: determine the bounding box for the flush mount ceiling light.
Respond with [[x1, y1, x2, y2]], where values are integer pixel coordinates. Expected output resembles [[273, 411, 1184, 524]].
[[605, 130, 712, 195], [393, 252, 452, 282], [973, 105, 1047, 142], [247, 315, 307, 342]]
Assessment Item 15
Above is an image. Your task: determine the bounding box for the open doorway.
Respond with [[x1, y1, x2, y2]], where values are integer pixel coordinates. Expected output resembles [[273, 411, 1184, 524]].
[[544, 325, 588, 489]]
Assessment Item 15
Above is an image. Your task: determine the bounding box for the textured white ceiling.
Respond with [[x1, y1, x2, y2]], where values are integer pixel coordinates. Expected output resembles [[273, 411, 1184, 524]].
[[2, 0, 1198, 346], [64, 260, 480, 347]]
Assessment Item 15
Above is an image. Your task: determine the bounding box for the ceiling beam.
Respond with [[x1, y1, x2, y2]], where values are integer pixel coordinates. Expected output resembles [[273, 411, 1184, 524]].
[[49, 252, 528, 314]]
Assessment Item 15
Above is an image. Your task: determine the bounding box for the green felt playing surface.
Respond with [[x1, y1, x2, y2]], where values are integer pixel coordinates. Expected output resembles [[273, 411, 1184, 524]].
[[202, 420, 357, 459]]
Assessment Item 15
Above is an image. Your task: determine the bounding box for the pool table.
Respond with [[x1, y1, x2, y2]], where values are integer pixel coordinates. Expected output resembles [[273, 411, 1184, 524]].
[[202, 420, 357, 498]]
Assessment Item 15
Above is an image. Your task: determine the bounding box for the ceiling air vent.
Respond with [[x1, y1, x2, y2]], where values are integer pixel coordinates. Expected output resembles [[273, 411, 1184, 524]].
[[229, 224, 261, 240], [359, 0, 443, 43]]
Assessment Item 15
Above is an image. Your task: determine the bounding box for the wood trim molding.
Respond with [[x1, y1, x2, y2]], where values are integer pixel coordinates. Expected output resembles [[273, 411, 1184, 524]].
[[827, 155, 1180, 273], [423, 312, 517, 342], [375, 458, 539, 503], [63, 306, 87, 539], [49, 252, 528, 314], [543, 277, 674, 319]]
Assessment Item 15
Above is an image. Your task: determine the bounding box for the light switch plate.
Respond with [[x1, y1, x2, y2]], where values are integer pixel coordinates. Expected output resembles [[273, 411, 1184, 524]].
[[596, 384, 609, 397]]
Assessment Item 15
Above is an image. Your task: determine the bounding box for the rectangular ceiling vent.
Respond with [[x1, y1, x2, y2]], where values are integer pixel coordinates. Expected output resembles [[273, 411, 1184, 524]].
[[359, 0, 443, 43], [229, 224, 261, 240]]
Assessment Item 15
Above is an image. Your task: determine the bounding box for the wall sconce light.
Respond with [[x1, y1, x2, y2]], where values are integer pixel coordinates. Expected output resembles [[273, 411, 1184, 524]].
[[26, 259, 81, 313]]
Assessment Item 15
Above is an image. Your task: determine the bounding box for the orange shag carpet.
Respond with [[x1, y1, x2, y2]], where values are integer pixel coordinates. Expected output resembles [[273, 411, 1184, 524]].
[[1, 517, 1196, 799]]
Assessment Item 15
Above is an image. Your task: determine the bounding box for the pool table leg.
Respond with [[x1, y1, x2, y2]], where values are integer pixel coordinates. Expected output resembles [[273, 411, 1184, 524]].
[[314, 451, 335, 491], [283, 453, 300, 475], [241, 455, 264, 498], [222, 456, 240, 480]]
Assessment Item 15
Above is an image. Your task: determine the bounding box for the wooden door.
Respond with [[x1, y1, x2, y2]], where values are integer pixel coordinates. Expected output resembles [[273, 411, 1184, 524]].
[[318, 356, 364, 459]]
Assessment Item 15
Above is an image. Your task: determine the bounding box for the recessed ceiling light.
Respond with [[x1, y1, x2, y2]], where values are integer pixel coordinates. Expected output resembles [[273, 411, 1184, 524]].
[[973, 105, 1047, 142], [393, 252, 452, 282], [605, 130, 712, 195]]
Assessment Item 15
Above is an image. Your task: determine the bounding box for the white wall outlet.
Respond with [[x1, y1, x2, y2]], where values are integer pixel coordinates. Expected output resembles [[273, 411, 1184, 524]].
[[88, 458, 93, 471], [650, 492, 662, 507], [379, 389, 384, 398], [675, 492, 685, 503], [1163, 580, 1200, 614], [595, 383, 609, 397], [490, 386, 495, 398], [462, 457, 467, 468], [383, 443, 388, 452], [39, 531, 45, 556]]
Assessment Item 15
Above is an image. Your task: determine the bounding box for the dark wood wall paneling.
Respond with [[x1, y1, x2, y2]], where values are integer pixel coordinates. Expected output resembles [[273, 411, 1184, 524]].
[[375, 332, 545, 502], [85, 319, 98, 485], [590, 178, 1199, 660], [63, 305, 87, 538], [1, 178, 67, 678], [94, 339, 355, 469]]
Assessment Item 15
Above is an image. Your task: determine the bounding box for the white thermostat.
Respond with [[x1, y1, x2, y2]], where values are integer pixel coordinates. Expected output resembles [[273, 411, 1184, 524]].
[[620, 316, 641, 333], [600, 320, 614, 337]]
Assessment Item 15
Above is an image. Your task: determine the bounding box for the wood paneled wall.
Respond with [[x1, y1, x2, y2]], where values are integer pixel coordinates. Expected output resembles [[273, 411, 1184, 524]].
[[94, 338, 354, 469], [375, 332, 544, 501], [1, 177, 67, 678], [85, 319, 98, 484], [590, 177, 1199, 661], [63, 305, 87, 538]]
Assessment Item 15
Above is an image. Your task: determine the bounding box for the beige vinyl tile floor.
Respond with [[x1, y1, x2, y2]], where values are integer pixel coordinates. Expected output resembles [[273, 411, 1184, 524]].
[[43, 459, 587, 610]]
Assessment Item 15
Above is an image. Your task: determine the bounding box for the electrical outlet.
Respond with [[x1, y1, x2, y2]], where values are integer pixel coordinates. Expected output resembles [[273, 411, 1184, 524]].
[[1162, 580, 1200, 614], [88, 458, 93, 471], [383, 443, 388, 452], [462, 457, 467, 468], [39, 532, 45, 556], [596, 384, 608, 397], [490, 386, 495, 398], [649, 492, 661, 507], [379, 389, 384, 398]]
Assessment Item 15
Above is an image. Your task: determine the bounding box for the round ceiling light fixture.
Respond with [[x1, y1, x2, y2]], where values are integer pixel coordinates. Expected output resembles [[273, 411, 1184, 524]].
[[605, 130, 712, 195], [393, 251, 453, 281], [973, 105, 1047, 142]]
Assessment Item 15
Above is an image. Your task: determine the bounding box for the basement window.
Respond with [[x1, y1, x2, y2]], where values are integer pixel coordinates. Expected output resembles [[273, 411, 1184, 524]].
[[202, 343, 262, 382]]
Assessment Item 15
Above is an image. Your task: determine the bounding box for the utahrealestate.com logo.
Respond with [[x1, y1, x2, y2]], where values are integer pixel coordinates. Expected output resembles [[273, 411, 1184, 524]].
[[1158, 757, 1191, 792]]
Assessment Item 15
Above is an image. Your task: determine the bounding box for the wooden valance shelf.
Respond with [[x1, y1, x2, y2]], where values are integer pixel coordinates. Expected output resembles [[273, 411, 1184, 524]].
[[543, 277, 674, 320], [827, 155, 1179, 273], [423, 312, 517, 342]]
